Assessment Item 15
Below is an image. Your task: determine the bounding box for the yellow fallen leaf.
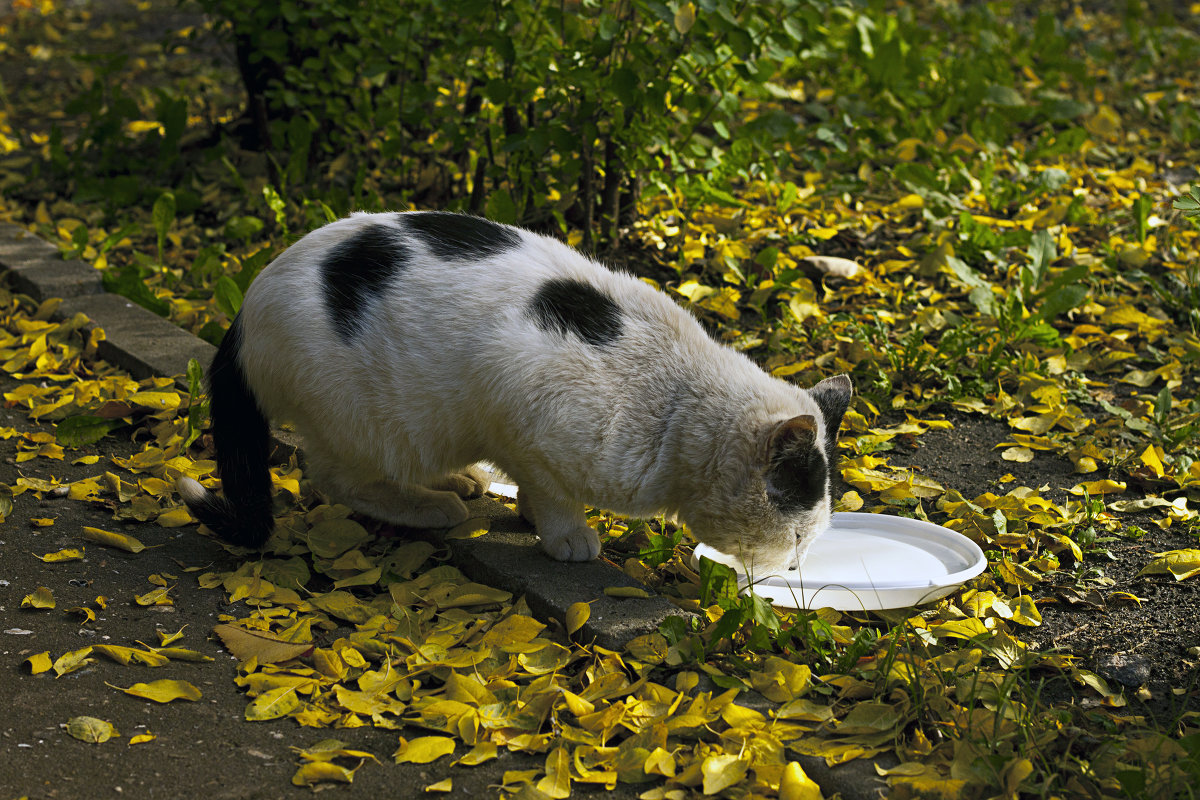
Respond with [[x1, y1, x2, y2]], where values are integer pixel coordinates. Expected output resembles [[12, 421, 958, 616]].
[[455, 742, 499, 766], [151, 647, 214, 663], [66, 716, 118, 744], [625, 633, 668, 665], [157, 626, 186, 646], [603, 586, 652, 598], [780, 760, 824, 800], [305, 518, 370, 558], [775, 698, 835, 723], [135, 586, 173, 606], [111, 679, 202, 703], [81, 526, 146, 553], [129, 391, 181, 410], [1068, 479, 1126, 496], [838, 490, 863, 511], [438, 582, 512, 608], [444, 517, 490, 540], [642, 747, 674, 779], [1001, 446, 1034, 463], [1138, 549, 1200, 581], [293, 739, 379, 763], [213, 623, 315, 663], [292, 761, 357, 787], [35, 547, 83, 562], [701, 753, 748, 795], [92, 645, 169, 667], [24, 651, 53, 674], [21, 586, 55, 609], [424, 778, 452, 792], [156, 506, 194, 528], [750, 656, 812, 703], [31, 517, 55, 527], [394, 736, 456, 764], [537, 747, 571, 799], [1011, 594, 1043, 626], [129, 732, 157, 745], [245, 685, 304, 721], [1139, 445, 1166, 478], [53, 647, 95, 677], [565, 601, 591, 636]]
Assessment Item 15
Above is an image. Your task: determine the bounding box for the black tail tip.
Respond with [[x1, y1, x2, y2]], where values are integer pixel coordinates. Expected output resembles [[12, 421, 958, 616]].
[[176, 477, 273, 549]]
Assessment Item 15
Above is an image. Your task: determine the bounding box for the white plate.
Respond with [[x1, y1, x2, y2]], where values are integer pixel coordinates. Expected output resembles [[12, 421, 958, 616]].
[[692, 512, 987, 611]]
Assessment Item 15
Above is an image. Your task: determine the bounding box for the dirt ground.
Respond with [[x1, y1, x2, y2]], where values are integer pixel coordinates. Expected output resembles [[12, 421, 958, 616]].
[[883, 409, 1200, 718]]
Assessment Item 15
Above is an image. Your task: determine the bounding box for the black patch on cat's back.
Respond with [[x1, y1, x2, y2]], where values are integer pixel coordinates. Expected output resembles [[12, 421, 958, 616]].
[[321, 223, 409, 342], [528, 278, 623, 347], [766, 447, 827, 513], [403, 211, 521, 261]]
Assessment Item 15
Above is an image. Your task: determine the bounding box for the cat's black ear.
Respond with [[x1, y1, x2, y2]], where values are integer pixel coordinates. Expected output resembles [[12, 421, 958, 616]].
[[764, 415, 824, 512], [810, 374, 852, 431], [765, 414, 818, 462]]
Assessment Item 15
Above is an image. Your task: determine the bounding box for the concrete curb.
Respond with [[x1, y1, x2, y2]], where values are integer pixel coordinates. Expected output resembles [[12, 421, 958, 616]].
[[0, 221, 892, 799]]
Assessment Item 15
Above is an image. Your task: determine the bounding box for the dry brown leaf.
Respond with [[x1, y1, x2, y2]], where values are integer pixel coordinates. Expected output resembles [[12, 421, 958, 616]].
[[213, 623, 315, 663]]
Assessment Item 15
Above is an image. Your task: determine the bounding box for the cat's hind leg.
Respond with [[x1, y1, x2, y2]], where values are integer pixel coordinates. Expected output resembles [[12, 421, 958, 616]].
[[518, 486, 600, 562], [349, 481, 470, 529], [302, 438, 469, 529], [430, 464, 491, 499]]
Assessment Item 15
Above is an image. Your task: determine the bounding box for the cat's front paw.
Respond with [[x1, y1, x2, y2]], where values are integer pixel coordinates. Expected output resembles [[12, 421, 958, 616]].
[[539, 526, 601, 562]]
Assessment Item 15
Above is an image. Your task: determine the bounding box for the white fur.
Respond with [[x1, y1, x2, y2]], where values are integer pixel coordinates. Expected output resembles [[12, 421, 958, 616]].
[[235, 212, 846, 573]]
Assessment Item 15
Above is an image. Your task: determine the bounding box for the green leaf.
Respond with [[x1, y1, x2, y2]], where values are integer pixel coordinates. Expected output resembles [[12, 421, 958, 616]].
[[152, 191, 176, 263], [1154, 386, 1172, 422], [698, 556, 738, 606], [57, 415, 123, 447], [224, 215, 265, 242], [1173, 188, 1200, 218], [103, 264, 170, 317], [1035, 284, 1087, 322], [984, 84, 1026, 107], [485, 189, 519, 225], [187, 358, 204, 399], [214, 276, 244, 318], [263, 185, 288, 235], [748, 592, 781, 632], [1026, 229, 1055, 292], [611, 67, 640, 109]]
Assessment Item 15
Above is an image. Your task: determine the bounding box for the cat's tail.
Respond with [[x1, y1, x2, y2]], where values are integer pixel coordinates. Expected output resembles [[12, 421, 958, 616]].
[[176, 314, 274, 548]]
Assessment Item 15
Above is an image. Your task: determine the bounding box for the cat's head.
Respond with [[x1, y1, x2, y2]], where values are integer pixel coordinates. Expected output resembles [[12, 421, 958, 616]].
[[690, 374, 852, 576]]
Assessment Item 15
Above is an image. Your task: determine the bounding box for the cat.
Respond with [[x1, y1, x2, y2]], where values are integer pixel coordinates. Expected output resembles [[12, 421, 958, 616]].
[[177, 211, 852, 574]]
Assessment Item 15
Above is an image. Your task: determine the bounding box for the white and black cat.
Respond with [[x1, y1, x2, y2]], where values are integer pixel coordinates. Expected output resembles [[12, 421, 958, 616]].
[[178, 211, 851, 574]]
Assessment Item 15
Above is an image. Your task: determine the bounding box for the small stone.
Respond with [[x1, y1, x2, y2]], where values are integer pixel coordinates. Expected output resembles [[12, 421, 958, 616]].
[[1095, 652, 1151, 687], [1185, 645, 1200, 658]]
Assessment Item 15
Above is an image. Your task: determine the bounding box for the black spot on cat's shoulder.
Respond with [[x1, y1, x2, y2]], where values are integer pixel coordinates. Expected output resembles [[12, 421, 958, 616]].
[[528, 278, 623, 347], [322, 223, 408, 342], [766, 447, 826, 513], [403, 211, 521, 261]]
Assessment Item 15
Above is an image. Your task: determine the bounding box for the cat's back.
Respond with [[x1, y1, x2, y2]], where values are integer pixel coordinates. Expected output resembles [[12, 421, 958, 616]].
[[242, 210, 697, 354]]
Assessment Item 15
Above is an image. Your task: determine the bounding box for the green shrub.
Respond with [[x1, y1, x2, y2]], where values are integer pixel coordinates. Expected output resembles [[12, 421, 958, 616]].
[[195, 0, 834, 241]]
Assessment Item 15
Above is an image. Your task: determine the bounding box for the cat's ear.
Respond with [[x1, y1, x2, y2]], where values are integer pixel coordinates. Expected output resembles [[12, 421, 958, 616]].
[[809, 374, 852, 430], [764, 414, 818, 463]]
